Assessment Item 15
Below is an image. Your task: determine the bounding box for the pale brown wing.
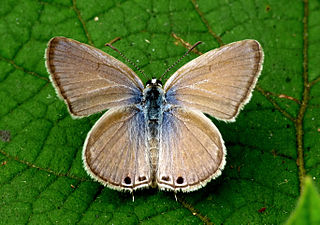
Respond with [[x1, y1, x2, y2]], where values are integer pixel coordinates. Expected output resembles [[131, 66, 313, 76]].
[[164, 40, 264, 121], [157, 107, 226, 192], [46, 37, 144, 118], [83, 106, 151, 192]]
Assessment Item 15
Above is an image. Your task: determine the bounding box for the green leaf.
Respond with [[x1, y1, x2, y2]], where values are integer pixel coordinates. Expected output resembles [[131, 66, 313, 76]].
[[286, 177, 320, 225], [0, 0, 319, 224]]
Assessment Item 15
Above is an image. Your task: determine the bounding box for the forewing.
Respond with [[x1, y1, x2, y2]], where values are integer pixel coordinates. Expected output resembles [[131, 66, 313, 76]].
[[46, 37, 144, 118], [83, 106, 151, 192], [164, 40, 264, 121], [157, 107, 226, 192]]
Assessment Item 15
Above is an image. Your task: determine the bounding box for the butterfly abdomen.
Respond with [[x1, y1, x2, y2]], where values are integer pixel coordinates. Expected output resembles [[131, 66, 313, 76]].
[[143, 84, 165, 185]]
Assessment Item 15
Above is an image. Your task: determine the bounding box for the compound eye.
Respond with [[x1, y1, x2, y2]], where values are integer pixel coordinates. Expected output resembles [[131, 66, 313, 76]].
[[146, 80, 152, 86]]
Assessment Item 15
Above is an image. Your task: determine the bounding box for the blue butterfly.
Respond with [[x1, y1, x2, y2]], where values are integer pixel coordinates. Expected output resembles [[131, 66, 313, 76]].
[[46, 37, 263, 192]]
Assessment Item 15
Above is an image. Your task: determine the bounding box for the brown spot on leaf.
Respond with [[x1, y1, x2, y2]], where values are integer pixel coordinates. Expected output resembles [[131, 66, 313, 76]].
[[0, 130, 11, 142], [266, 5, 271, 12], [258, 207, 266, 213]]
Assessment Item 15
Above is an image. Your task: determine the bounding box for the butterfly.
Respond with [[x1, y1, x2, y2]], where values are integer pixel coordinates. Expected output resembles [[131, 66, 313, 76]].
[[45, 37, 264, 193]]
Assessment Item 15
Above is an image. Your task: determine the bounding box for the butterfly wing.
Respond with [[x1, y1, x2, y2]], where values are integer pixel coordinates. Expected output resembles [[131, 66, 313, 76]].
[[157, 106, 226, 192], [83, 106, 151, 192], [46, 37, 144, 118], [164, 40, 264, 121]]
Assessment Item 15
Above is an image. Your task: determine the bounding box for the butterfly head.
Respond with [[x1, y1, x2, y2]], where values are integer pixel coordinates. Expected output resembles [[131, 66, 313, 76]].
[[146, 78, 163, 88]]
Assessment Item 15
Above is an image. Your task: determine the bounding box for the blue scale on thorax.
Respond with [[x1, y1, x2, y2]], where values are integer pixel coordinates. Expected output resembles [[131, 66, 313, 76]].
[[142, 78, 166, 174], [143, 79, 165, 140]]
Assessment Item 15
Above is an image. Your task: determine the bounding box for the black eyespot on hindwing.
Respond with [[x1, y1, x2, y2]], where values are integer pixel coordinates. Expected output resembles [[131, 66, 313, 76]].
[[176, 176, 184, 184], [124, 176, 131, 184]]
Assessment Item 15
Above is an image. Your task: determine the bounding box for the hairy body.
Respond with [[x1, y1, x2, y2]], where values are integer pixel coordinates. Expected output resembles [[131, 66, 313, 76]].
[[142, 79, 166, 186]]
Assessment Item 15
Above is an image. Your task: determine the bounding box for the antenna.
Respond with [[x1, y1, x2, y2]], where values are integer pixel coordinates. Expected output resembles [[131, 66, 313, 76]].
[[105, 42, 149, 81], [159, 41, 203, 82]]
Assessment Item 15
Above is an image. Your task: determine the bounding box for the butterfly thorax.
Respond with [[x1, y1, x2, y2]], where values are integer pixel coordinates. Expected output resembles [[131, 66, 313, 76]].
[[142, 79, 165, 186]]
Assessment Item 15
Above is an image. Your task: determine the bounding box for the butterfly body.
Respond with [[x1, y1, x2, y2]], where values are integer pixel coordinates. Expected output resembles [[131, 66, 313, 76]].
[[46, 37, 264, 193], [142, 79, 166, 185]]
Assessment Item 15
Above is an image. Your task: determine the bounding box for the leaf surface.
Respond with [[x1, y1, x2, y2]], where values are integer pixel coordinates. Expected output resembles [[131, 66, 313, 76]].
[[0, 0, 319, 224], [286, 177, 320, 225]]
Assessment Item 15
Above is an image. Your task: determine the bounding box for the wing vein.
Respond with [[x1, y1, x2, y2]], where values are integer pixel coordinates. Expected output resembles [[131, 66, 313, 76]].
[[176, 115, 219, 165]]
